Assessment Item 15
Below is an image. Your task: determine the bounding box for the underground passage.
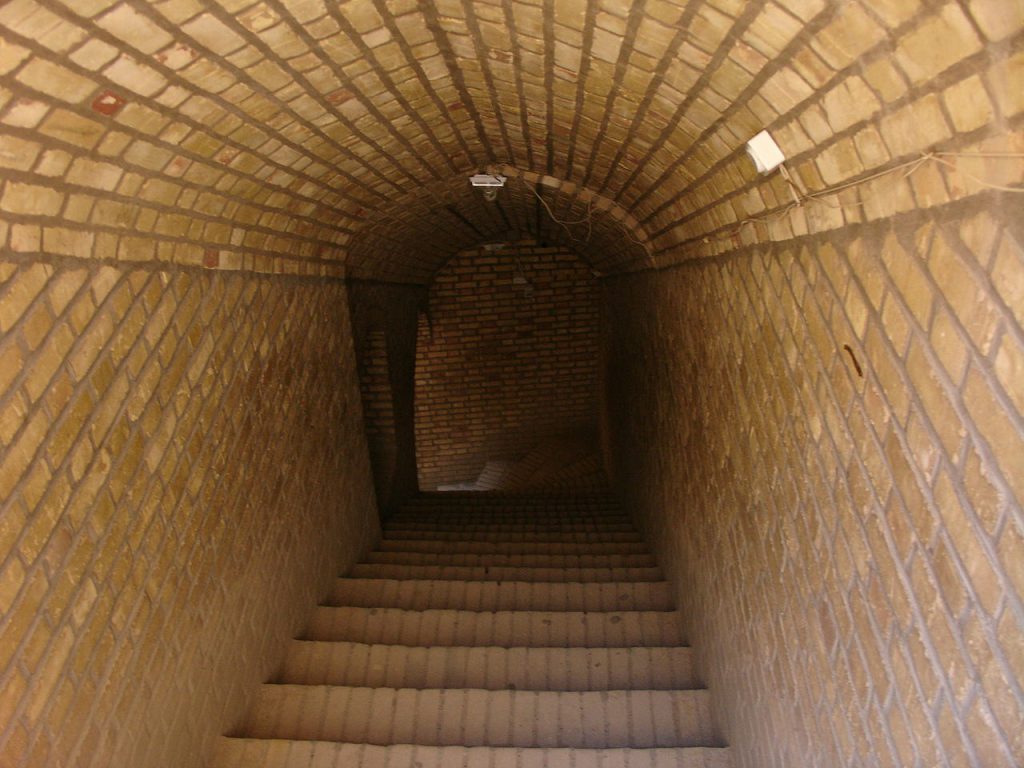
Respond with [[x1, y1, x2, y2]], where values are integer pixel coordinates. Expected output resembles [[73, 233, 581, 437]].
[[0, 1, 1022, 766]]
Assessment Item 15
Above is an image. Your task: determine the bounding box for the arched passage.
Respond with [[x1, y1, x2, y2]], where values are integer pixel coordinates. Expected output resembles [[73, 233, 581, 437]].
[[413, 240, 602, 490], [0, 1, 1022, 767]]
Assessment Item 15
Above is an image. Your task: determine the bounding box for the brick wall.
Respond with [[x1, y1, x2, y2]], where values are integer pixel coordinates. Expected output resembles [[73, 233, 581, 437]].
[[604, 198, 1024, 767], [0, 258, 378, 768], [415, 245, 600, 489]]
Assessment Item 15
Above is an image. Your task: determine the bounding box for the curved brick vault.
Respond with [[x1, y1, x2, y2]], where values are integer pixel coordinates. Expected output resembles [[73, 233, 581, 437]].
[[2, 0, 1014, 280], [1, 2, 1023, 768]]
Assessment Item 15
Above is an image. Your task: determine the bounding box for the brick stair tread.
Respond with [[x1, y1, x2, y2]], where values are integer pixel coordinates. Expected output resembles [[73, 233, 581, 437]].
[[386, 510, 631, 521], [398, 509, 626, 518], [238, 686, 718, 748], [377, 540, 651, 555], [348, 564, 664, 582], [218, 493, 729, 763], [382, 530, 645, 543], [389, 508, 626, 515], [304, 607, 684, 647], [383, 519, 635, 529], [408, 493, 619, 504], [364, 551, 658, 568], [400, 509, 627, 518], [383, 523, 638, 533], [326, 578, 673, 611], [276, 642, 697, 690], [211, 739, 731, 768], [384, 519, 636, 529]]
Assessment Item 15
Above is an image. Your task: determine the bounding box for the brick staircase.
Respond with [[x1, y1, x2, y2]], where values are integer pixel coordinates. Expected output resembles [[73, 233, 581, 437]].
[[211, 494, 730, 768]]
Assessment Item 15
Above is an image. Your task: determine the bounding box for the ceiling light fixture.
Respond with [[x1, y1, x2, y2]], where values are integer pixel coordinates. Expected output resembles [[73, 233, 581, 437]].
[[470, 173, 507, 202], [469, 174, 507, 187]]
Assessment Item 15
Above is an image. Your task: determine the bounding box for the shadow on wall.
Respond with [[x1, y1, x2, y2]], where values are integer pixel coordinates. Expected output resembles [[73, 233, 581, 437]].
[[347, 281, 427, 518]]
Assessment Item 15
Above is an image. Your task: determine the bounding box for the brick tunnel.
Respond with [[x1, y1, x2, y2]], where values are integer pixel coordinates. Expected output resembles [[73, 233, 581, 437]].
[[0, 1, 1022, 766]]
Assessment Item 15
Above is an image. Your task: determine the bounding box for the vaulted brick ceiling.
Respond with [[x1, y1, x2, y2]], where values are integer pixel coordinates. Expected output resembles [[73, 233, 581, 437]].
[[0, 0, 1000, 281]]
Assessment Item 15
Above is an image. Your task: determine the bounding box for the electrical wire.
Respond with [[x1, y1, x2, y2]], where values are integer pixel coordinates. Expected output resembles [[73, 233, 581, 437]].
[[522, 176, 651, 254], [524, 178, 592, 228], [701, 149, 1024, 245]]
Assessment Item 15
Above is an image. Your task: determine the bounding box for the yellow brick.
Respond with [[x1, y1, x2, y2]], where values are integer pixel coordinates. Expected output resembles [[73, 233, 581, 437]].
[[0, 2, 85, 53], [0, 555, 25, 614], [0, 409, 31, 470], [969, 0, 1024, 41], [895, 4, 982, 85], [42, 226, 95, 257], [994, 335, 1024, 417], [0, 38, 31, 75], [25, 626, 75, 720], [95, 4, 173, 54], [821, 75, 881, 133], [16, 58, 97, 103], [38, 109, 106, 151], [0, 263, 53, 332], [1, 181, 64, 216], [963, 444, 1001, 534], [35, 148, 73, 177], [65, 157, 124, 191], [813, 2, 886, 69], [181, 13, 246, 56], [0, 133, 41, 170], [928, 232, 1000, 355], [21, 303, 60, 365], [103, 54, 168, 98], [0, 670, 27, 733], [69, 38, 119, 70], [815, 136, 863, 185], [0, 566, 47, 670], [883, 232, 933, 328], [988, 50, 1024, 118], [943, 75, 995, 134], [929, 308, 968, 382], [862, 57, 908, 104], [880, 94, 952, 157], [963, 367, 1024, 501]]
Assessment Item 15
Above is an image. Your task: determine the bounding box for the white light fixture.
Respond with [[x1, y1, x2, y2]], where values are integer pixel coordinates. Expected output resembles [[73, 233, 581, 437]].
[[469, 174, 507, 187], [746, 130, 786, 174]]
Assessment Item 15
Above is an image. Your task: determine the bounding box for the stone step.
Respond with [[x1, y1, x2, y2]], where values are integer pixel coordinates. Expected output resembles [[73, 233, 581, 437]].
[[326, 579, 673, 611], [239, 686, 719, 748], [397, 510, 627, 519], [211, 740, 731, 768], [304, 607, 684, 647], [384, 519, 635, 531], [406, 494, 619, 506], [382, 530, 645, 543], [386, 511, 631, 522], [348, 563, 664, 582], [377, 539, 651, 555], [276, 642, 697, 690], [383, 522, 638, 533], [364, 551, 658, 568]]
